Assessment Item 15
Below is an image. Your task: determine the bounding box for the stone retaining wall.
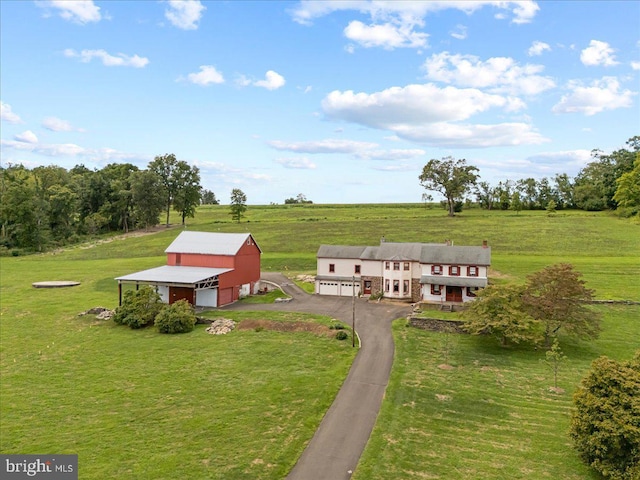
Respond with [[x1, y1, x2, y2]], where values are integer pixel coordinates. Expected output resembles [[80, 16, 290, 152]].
[[408, 316, 467, 334]]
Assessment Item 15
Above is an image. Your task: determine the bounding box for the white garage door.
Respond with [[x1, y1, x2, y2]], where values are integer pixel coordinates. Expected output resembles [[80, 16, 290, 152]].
[[318, 281, 340, 296]]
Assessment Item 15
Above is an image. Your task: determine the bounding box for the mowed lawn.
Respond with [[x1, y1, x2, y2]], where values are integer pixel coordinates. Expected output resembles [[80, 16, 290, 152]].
[[0, 255, 356, 479], [1, 203, 638, 479]]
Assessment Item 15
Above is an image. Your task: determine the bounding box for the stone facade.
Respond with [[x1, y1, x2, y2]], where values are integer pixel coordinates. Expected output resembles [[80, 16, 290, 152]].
[[362, 275, 382, 297], [411, 278, 422, 302]]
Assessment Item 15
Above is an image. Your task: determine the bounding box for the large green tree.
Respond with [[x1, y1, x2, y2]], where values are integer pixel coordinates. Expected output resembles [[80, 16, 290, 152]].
[[522, 263, 601, 347], [131, 170, 165, 229], [419, 157, 479, 216], [229, 188, 247, 223], [570, 352, 640, 480], [463, 284, 541, 346], [172, 163, 201, 225], [613, 154, 640, 217]]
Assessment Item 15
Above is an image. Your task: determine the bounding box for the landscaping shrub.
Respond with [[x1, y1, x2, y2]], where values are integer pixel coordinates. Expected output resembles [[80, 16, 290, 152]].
[[154, 299, 197, 334], [570, 352, 640, 479], [335, 330, 348, 341], [112, 286, 163, 329]]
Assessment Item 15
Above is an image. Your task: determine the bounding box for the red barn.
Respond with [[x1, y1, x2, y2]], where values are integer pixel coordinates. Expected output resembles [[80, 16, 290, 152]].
[[116, 231, 261, 308]]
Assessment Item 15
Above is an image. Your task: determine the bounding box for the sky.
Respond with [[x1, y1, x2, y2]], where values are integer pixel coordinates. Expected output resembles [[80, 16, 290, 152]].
[[1, 1, 639, 204]]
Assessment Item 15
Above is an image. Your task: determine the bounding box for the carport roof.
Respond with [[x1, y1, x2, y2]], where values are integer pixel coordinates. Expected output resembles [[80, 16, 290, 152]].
[[116, 265, 232, 285]]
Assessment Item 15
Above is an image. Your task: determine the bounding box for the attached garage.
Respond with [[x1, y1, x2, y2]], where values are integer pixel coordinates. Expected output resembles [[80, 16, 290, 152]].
[[316, 276, 361, 297]]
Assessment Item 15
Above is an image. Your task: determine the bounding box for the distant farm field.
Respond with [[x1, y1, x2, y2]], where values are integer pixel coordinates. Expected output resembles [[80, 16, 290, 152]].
[[1, 203, 638, 479]]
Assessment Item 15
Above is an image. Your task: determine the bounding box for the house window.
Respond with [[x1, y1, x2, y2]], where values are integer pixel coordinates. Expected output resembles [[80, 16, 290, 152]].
[[404, 262, 410, 271], [385, 279, 390, 292], [432, 265, 442, 275], [449, 265, 460, 276], [403, 280, 409, 294], [385, 261, 390, 270], [393, 280, 400, 293], [467, 287, 479, 297], [468, 266, 478, 277], [393, 262, 400, 271], [329, 264, 335, 273], [355, 265, 361, 274], [431, 284, 441, 295]]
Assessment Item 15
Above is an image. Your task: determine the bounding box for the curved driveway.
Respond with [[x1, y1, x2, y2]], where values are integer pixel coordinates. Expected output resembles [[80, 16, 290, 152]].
[[221, 273, 412, 480]]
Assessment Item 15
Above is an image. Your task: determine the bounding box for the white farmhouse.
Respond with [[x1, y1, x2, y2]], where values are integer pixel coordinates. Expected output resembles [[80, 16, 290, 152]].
[[316, 240, 491, 303]]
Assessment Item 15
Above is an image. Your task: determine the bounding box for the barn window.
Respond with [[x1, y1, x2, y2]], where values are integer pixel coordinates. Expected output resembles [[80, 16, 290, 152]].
[[449, 265, 460, 276], [468, 266, 478, 277], [432, 265, 442, 275], [355, 265, 361, 274], [329, 264, 335, 273], [431, 284, 441, 295]]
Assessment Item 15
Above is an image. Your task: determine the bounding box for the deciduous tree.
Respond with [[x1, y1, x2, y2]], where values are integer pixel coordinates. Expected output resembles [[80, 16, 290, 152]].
[[463, 284, 542, 346], [229, 188, 247, 223], [522, 263, 601, 347], [419, 157, 479, 217], [570, 352, 640, 480]]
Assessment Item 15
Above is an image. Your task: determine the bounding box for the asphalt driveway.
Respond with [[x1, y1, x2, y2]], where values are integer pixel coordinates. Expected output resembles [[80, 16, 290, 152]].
[[221, 273, 412, 480]]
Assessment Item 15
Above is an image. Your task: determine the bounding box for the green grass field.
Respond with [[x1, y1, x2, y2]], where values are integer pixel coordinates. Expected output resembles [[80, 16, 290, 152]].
[[1, 203, 638, 478]]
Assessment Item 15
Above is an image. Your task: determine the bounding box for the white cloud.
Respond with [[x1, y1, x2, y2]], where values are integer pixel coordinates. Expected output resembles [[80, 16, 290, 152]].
[[1, 102, 23, 124], [186, 65, 225, 86], [38, 0, 102, 24], [322, 83, 524, 128], [254, 71, 286, 90], [268, 138, 378, 154], [165, 0, 206, 30], [275, 157, 317, 169], [355, 148, 426, 160], [291, 1, 539, 27], [42, 117, 83, 132], [321, 83, 548, 147], [580, 40, 619, 67], [526, 149, 592, 168], [0, 139, 148, 163], [450, 25, 467, 40], [391, 122, 548, 148], [235, 74, 252, 87], [422, 52, 555, 96], [631, 61, 640, 71], [64, 49, 149, 68], [528, 40, 550, 56], [14, 131, 39, 144], [343, 20, 428, 49], [552, 77, 635, 116]]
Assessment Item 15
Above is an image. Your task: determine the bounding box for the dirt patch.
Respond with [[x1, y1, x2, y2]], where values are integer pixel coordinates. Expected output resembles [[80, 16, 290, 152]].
[[237, 319, 334, 337], [437, 364, 455, 370]]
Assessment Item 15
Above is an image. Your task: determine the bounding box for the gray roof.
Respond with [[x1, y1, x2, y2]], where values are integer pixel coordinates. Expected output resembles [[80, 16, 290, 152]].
[[317, 242, 491, 265], [165, 231, 261, 255], [420, 275, 488, 287], [116, 265, 231, 285]]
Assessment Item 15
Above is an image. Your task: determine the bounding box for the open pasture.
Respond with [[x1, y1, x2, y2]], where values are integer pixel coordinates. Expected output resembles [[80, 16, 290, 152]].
[[1, 203, 638, 478]]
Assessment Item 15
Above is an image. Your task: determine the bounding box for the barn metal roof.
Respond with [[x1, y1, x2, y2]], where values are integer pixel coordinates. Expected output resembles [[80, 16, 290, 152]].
[[165, 231, 262, 255], [116, 266, 232, 285]]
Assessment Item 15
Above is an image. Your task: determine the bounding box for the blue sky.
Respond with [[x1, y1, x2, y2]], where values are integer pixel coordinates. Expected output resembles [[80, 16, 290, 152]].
[[1, 1, 639, 204]]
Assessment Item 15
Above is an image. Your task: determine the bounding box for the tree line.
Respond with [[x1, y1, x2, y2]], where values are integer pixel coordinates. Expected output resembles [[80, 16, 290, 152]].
[[0, 154, 203, 253], [419, 136, 639, 217]]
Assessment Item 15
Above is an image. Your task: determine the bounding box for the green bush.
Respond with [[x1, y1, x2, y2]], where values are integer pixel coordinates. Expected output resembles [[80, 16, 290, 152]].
[[112, 286, 163, 329], [154, 299, 197, 334], [570, 352, 640, 479], [335, 330, 348, 341]]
